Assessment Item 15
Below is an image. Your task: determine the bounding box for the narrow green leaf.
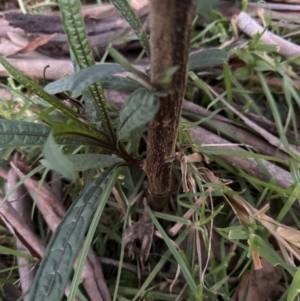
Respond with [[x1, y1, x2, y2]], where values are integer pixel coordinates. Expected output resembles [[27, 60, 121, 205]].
[[110, 0, 150, 57], [58, 0, 94, 69], [228, 226, 249, 240], [146, 205, 197, 296], [119, 166, 134, 191], [252, 234, 295, 276], [0, 55, 81, 123], [67, 168, 120, 301], [102, 75, 142, 91], [132, 231, 188, 301], [282, 76, 298, 139], [58, 0, 115, 141], [88, 83, 116, 142], [63, 73, 142, 124], [1, 165, 45, 208], [189, 49, 228, 70], [28, 164, 121, 301], [108, 47, 150, 84], [52, 124, 116, 151], [188, 71, 214, 101], [41, 133, 75, 181], [288, 267, 300, 301], [233, 67, 251, 81], [276, 184, 300, 223], [66, 154, 124, 171], [251, 31, 265, 48], [223, 62, 233, 103], [195, 0, 219, 17], [258, 72, 288, 148], [158, 66, 180, 84], [0, 245, 33, 260], [57, 137, 101, 147], [255, 43, 278, 53], [117, 88, 160, 140], [254, 60, 274, 72], [0, 119, 50, 149], [43, 76, 69, 96], [44, 64, 126, 97], [130, 124, 145, 156]]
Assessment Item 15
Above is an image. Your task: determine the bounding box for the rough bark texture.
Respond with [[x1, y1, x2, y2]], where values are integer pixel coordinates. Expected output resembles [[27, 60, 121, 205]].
[[4, 6, 149, 57], [3, 2, 241, 58], [146, 0, 194, 209]]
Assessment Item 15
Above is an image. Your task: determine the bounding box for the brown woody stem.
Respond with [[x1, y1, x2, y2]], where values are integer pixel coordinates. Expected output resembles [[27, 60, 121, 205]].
[[146, 0, 194, 209]]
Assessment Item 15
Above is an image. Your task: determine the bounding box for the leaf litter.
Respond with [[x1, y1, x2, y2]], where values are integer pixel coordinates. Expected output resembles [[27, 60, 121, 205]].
[[2, 0, 300, 300]]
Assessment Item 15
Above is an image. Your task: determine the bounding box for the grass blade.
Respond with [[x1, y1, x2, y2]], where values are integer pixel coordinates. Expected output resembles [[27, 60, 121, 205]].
[[110, 0, 150, 57], [146, 205, 197, 296], [117, 88, 160, 140]]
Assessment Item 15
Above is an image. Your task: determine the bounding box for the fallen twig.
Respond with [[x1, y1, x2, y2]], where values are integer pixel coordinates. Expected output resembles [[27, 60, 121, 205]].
[[235, 11, 300, 58], [105, 90, 294, 189], [6, 167, 37, 301], [189, 126, 293, 188], [247, 2, 300, 11]]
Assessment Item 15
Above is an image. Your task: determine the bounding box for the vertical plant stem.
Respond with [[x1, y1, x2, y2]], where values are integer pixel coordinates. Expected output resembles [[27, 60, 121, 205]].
[[146, 0, 194, 209]]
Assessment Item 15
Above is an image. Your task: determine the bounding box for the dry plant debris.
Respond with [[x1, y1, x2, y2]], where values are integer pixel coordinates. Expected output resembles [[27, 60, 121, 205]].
[[1, 0, 300, 300]]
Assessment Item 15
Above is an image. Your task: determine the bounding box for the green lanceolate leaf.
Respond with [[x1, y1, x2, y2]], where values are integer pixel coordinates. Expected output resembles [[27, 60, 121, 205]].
[[81, 76, 142, 123], [102, 75, 142, 91], [117, 88, 160, 140], [195, 0, 219, 17], [0, 56, 81, 124], [41, 133, 75, 181], [44, 64, 126, 97], [52, 124, 116, 152], [58, 0, 115, 141], [66, 167, 121, 301], [189, 49, 228, 70], [58, 0, 94, 68], [66, 153, 124, 171], [110, 0, 150, 58], [130, 124, 146, 157], [28, 164, 121, 301], [0, 119, 105, 149], [0, 119, 50, 148], [41, 78, 65, 98]]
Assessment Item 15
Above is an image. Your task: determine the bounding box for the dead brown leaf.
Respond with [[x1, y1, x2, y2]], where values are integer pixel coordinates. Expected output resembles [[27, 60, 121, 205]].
[[251, 246, 263, 270], [7, 33, 57, 57], [179, 152, 202, 193], [6, 31, 28, 47], [123, 205, 154, 265], [234, 258, 282, 301], [199, 167, 300, 262], [276, 226, 300, 248], [10, 161, 111, 301]]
